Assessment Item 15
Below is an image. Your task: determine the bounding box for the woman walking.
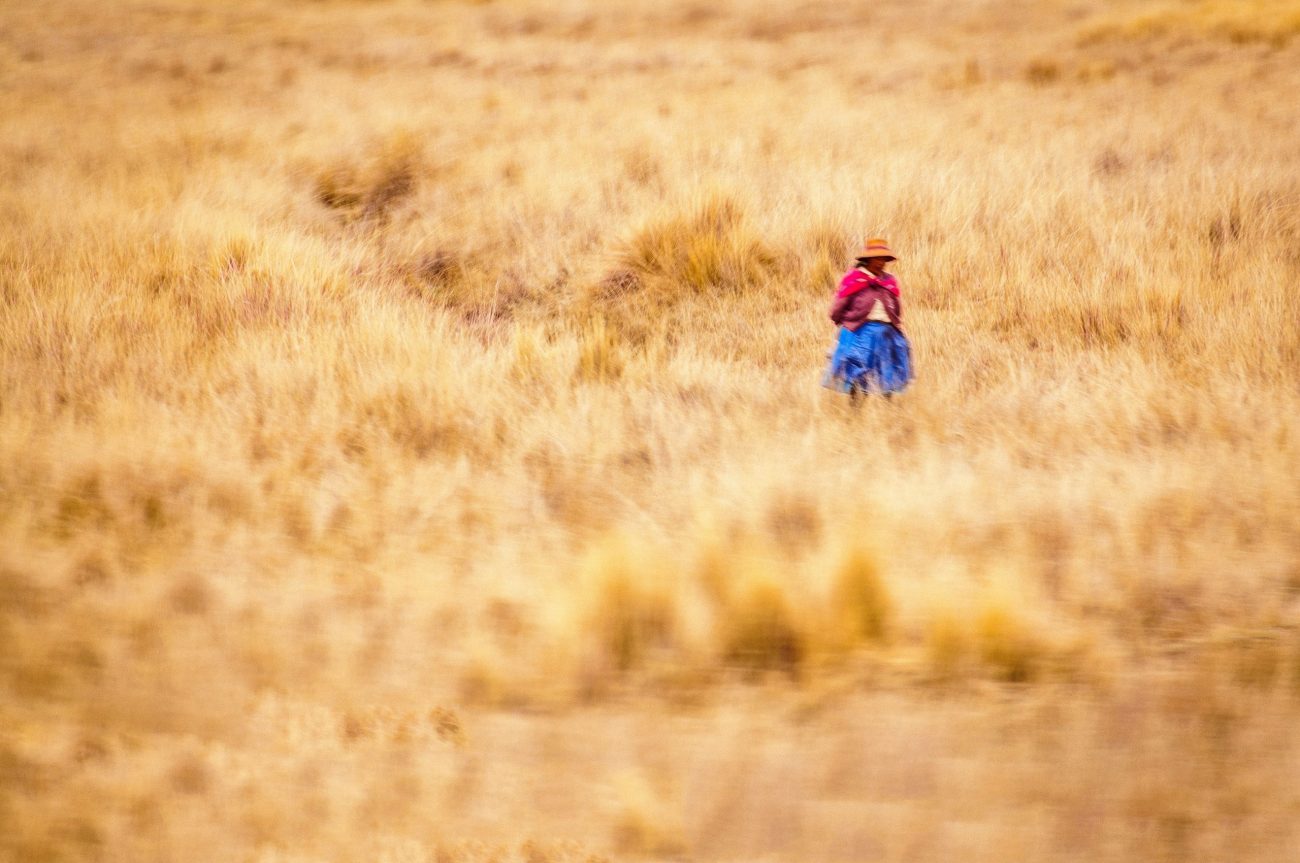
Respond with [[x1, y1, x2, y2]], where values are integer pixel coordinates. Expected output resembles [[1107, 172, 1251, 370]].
[[822, 238, 913, 399]]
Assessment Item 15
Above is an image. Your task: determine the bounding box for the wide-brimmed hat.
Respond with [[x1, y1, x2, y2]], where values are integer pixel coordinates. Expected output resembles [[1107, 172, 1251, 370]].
[[856, 238, 897, 262]]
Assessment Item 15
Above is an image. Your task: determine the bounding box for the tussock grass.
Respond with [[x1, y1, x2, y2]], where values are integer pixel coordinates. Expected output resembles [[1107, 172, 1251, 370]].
[[575, 316, 626, 382], [577, 533, 683, 674], [615, 195, 775, 297], [567, 529, 903, 681], [974, 595, 1049, 684], [715, 555, 808, 673], [310, 129, 426, 227], [829, 543, 893, 647]]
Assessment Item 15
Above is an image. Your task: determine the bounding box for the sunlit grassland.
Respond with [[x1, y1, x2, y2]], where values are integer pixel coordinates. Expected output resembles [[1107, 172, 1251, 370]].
[[3, 0, 1300, 861]]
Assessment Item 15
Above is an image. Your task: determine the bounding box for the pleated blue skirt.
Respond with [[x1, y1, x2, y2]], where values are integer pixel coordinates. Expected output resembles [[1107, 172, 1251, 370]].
[[822, 322, 913, 394]]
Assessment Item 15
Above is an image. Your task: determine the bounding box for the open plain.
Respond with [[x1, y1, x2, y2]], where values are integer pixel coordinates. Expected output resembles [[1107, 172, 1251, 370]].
[[3, 1, 1300, 861]]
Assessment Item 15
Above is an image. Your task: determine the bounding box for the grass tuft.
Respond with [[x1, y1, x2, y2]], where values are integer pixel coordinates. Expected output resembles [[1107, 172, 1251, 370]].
[[829, 543, 892, 647], [616, 195, 776, 296], [579, 533, 681, 674], [575, 317, 626, 382], [312, 129, 425, 226], [716, 556, 806, 674], [974, 595, 1047, 683]]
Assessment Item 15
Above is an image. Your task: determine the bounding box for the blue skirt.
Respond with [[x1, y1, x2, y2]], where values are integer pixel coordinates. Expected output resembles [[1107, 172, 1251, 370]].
[[822, 322, 913, 394]]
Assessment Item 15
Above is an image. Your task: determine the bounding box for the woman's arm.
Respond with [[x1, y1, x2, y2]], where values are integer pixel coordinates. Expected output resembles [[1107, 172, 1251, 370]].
[[885, 293, 903, 331], [829, 294, 850, 325]]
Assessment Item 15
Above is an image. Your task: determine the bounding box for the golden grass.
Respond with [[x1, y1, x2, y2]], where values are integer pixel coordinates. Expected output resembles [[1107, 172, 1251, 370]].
[[1081, 0, 1300, 46], [3, 0, 1300, 860]]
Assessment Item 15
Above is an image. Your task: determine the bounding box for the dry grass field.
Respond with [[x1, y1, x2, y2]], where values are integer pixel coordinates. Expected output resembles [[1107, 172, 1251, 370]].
[[4, 0, 1300, 861]]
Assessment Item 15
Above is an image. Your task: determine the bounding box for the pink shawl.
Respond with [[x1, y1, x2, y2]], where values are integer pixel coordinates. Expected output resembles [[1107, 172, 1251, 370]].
[[836, 269, 899, 299]]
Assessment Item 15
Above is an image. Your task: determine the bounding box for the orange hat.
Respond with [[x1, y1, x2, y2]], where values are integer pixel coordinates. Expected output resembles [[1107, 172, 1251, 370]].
[[857, 238, 896, 262]]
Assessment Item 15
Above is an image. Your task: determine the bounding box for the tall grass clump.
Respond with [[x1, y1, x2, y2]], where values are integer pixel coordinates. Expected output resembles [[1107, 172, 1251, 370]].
[[974, 598, 1047, 683], [716, 566, 807, 674], [575, 316, 626, 382], [575, 532, 684, 675], [568, 526, 873, 681], [923, 578, 1052, 683], [311, 129, 426, 227], [686, 528, 811, 675], [827, 543, 893, 648], [614, 195, 775, 297]]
